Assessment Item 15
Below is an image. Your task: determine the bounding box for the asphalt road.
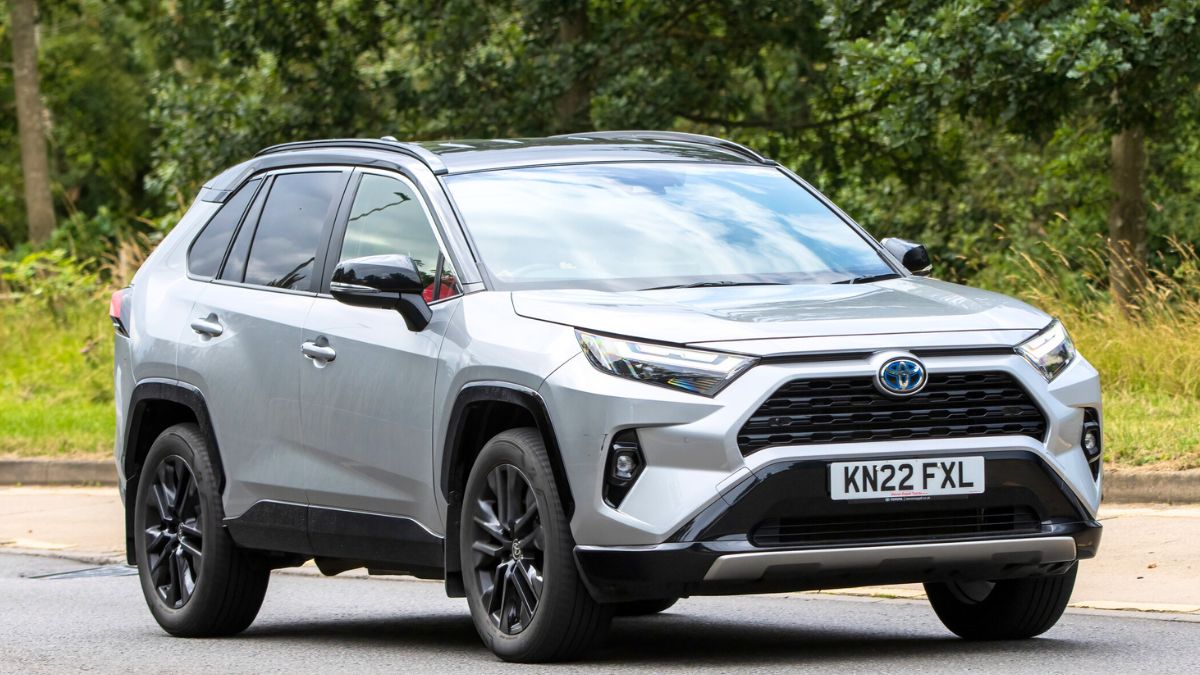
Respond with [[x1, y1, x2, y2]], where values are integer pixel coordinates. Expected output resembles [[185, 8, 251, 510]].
[[2, 552, 1197, 674]]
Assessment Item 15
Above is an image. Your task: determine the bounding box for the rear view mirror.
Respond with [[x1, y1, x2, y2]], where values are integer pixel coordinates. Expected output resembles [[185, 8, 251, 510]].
[[881, 238, 932, 276], [330, 255, 431, 331]]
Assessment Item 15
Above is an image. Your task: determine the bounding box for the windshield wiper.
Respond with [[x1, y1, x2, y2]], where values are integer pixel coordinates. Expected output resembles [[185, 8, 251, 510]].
[[832, 272, 902, 285], [640, 281, 787, 291]]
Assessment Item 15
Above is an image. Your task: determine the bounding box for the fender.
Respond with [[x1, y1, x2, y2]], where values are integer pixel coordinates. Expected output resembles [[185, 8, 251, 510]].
[[121, 378, 223, 563], [122, 378, 224, 489], [439, 382, 575, 597], [440, 381, 574, 516]]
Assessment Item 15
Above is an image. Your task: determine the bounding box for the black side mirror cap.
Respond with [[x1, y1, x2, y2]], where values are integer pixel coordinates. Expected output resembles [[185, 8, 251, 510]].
[[330, 254, 432, 331], [881, 238, 932, 276]]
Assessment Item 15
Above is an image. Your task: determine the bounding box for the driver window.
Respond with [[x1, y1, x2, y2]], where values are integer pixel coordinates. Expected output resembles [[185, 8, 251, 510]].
[[338, 173, 460, 301]]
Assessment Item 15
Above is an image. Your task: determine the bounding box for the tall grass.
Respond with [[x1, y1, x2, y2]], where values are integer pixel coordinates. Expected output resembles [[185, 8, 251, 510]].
[[0, 249, 115, 458], [1000, 236, 1200, 468]]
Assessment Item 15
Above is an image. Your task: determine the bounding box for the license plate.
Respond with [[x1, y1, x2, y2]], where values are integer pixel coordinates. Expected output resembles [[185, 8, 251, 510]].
[[829, 456, 985, 501]]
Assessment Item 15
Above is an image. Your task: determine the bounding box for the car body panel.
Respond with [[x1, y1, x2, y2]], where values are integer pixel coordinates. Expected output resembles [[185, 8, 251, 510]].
[[511, 278, 1051, 346], [299, 295, 459, 531], [176, 282, 314, 518]]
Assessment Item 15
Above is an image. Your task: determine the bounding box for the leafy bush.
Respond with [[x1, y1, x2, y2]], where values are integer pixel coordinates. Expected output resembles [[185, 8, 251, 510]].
[[0, 249, 101, 321]]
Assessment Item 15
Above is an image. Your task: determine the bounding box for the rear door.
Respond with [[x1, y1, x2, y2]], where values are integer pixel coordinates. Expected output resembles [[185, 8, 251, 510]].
[[299, 169, 463, 526], [178, 168, 351, 518]]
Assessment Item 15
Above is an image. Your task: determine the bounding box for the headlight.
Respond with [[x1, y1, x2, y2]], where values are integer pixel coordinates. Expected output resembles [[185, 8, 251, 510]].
[[576, 330, 756, 396], [1016, 320, 1076, 381]]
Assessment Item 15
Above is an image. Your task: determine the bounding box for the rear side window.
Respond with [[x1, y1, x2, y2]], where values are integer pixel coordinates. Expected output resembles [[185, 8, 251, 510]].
[[187, 178, 261, 278], [243, 172, 345, 291]]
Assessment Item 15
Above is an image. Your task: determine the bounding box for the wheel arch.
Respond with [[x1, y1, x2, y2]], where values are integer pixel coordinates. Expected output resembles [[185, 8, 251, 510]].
[[121, 378, 223, 564], [440, 382, 574, 596]]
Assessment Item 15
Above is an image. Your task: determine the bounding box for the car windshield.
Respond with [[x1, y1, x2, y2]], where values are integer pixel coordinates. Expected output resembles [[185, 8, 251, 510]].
[[443, 162, 894, 291]]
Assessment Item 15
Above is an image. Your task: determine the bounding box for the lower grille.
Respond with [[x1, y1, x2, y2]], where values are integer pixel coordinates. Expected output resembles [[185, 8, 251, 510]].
[[752, 506, 1043, 547]]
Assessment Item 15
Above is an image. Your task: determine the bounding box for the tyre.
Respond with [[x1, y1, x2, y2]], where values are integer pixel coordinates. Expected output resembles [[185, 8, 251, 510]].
[[924, 564, 1078, 640], [614, 597, 678, 617], [133, 423, 269, 637], [461, 427, 612, 662]]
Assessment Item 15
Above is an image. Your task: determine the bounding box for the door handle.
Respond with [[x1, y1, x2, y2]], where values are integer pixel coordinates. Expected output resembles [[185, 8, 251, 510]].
[[190, 315, 223, 337], [301, 340, 336, 363]]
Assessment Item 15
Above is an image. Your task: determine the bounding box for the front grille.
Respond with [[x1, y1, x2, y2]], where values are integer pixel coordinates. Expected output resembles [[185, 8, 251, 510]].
[[752, 506, 1043, 547], [737, 371, 1047, 455]]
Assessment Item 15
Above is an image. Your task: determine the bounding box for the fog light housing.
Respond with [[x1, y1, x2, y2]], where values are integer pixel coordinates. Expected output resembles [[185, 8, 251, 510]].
[[604, 429, 644, 508], [1082, 409, 1102, 480]]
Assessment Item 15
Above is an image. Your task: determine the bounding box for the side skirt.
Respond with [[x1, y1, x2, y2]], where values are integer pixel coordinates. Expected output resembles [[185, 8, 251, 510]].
[[224, 500, 445, 579]]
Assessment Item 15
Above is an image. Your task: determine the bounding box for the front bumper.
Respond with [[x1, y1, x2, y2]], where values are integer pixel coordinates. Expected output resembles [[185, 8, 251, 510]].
[[541, 345, 1102, 547], [574, 449, 1101, 602]]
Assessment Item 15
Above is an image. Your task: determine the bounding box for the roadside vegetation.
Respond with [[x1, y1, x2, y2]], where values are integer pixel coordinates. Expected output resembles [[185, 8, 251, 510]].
[[2, 236, 1198, 469], [1, 2, 1199, 468]]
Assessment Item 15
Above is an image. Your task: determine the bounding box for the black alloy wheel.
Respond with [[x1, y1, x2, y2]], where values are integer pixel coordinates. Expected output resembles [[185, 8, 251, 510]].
[[469, 463, 545, 635], [143, 455, 203, 609]]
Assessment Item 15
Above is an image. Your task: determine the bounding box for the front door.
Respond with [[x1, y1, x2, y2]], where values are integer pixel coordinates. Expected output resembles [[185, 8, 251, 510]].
[[300, 170, 463, 531]]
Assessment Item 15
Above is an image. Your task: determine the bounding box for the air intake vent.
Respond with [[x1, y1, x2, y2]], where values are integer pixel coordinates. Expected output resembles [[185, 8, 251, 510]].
[[738, 371, 1047, 455], [752, 506, 1043, 547]]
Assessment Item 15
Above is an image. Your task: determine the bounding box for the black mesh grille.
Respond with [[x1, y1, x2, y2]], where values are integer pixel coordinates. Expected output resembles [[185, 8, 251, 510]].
[[738, 372, 1047, 455], [752, 506, 1043, 547]]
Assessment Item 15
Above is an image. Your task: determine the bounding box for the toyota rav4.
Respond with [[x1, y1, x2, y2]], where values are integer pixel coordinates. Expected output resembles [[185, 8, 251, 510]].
[[112, 131, 1102, 662]]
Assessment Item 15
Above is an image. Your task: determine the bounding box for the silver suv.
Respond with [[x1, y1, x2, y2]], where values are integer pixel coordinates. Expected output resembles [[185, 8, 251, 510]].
[[113, 132, 1102, 662]]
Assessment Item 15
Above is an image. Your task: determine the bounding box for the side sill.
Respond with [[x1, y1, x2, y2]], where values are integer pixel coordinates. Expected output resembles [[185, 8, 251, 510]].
[[224, 500, 445, 578]]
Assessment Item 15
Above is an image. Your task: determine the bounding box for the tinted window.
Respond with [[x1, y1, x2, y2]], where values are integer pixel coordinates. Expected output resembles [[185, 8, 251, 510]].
[[243, 172, 345, 290], [443, 164, 893, 291], [339, 173, 460, 300], [187, 178, 260, 278], [220, 178, 269, 283]]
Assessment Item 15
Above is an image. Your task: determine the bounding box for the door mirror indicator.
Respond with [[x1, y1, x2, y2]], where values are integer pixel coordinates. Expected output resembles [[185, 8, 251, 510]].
[[881, 238, 932, 276], [330, 255, 432, 331]]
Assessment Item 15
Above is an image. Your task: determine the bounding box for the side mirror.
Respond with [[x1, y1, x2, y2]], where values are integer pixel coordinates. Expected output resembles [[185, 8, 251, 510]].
[[330, 255, 431, 331], [881, 238, 932, 277]]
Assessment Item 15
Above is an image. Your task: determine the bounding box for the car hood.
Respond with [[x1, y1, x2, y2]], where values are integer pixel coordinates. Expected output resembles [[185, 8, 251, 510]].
[[510, 278, 1051, 351]]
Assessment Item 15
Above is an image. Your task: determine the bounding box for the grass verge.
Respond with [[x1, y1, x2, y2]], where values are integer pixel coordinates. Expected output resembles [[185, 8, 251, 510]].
[[0, 294, 114, 460], [0, 291, 1197, 469]]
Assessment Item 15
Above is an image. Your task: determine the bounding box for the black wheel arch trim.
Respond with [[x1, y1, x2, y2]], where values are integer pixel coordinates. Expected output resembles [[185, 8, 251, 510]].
[[439, 381, 574, 597], [121, 377, 224, 564], [440, 381, 574, 515]]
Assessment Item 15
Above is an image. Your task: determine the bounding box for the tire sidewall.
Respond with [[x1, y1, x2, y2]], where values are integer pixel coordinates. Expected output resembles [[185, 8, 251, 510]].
[[133, 425, 224, 631], [460, 433, 566, 658]]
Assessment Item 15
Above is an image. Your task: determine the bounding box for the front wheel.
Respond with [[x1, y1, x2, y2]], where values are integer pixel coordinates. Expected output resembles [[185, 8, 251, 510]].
[[924, 564, 1077, 640], [461, 428, 612, 662]]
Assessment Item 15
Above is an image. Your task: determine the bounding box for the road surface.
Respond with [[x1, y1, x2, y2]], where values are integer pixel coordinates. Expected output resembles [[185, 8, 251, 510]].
[[2, 552, 1197, 673]]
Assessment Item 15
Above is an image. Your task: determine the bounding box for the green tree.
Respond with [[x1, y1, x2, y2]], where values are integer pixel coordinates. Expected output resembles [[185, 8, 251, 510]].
[[825, 0, 1200, 313]]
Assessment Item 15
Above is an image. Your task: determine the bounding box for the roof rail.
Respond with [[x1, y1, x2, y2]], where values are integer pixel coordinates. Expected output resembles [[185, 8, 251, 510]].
[[550, 130, 774, 165], [254, 138, 448, 175]]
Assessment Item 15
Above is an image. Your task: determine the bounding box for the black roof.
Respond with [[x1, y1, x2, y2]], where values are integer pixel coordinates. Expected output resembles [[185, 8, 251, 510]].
[[202, 131, 773, 202]]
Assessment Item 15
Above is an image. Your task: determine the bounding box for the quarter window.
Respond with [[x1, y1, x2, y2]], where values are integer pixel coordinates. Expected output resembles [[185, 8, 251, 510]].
[[339, 173, 460, 301], [243, 171, 345, 291], [187, 178, 261, 278]]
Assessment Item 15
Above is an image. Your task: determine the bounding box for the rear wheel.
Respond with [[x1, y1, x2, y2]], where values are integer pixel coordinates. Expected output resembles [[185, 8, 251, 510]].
[[924, 564, 1077, 640], [134, 423, 269, 637], [461, 428, 612, 662], [614, 597, 678, 617]]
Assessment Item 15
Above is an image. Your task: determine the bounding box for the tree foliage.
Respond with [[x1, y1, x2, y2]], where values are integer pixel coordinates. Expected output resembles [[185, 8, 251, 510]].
[[1, 0, 1199, 303]]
